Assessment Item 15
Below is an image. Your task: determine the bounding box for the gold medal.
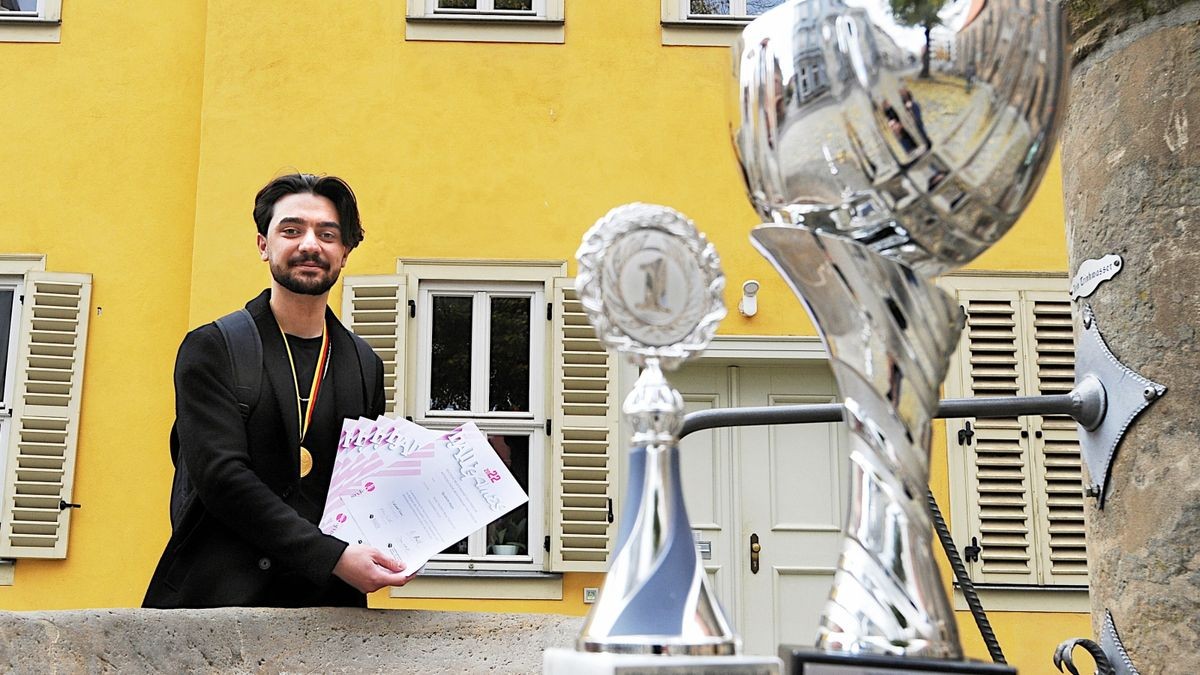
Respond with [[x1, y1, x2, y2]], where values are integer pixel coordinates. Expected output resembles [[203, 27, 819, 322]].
[[299, 446, 314, 478], [280, 323, 331, 479]]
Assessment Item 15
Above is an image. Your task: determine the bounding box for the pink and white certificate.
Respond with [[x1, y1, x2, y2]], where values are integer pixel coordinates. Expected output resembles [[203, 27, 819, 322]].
[[324, 420, 529, 573]]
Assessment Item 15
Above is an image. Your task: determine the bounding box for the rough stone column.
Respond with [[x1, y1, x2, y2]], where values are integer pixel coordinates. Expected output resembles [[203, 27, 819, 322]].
[[1061, 1, 1200, 672]]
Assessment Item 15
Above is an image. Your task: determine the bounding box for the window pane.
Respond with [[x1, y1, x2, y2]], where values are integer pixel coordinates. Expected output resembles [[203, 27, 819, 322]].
[[486, 434, 529, 556], [437, 0, 477, 9], [430, 295, 473, 412], [489, 296, 530, 413], [0, 289, 13, 403], [440, 537, 469, 555], [494, 0, 533, 9], [746, 0, 785, 15], [0, 0, 38, 11], [690, 0, 730, 15]]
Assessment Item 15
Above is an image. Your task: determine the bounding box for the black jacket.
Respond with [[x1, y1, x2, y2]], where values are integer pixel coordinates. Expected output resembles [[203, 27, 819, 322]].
[[144, 290, 385, 608]]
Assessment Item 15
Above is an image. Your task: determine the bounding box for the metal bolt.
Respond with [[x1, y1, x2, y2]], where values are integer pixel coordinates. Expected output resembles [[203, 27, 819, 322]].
[[1143, 387, 1158, 400]]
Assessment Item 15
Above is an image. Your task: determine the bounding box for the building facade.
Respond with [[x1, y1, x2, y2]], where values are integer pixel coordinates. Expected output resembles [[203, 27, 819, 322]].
[[0, 1, 1087, 670]]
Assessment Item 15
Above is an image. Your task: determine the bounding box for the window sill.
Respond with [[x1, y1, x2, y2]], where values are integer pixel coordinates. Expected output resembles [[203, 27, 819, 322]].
[[390, 569, 563, 600], [661, 19, 751, 48], [405, 15, 564, 44], [0, 19, 61, 43], [953, 583, 1089, 613]]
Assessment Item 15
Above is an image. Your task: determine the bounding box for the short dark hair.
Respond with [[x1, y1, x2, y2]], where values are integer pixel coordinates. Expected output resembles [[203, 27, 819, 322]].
[[252, 173, 365, 250]]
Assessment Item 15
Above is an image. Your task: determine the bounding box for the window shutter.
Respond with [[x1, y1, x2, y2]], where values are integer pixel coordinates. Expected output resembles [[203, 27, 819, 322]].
[[1022, 292, 1088, 584], [0, 271, 91, 559], [548, 278, 619, 572], [953, 290, 1037, 584], [341, 276, 407, 417]]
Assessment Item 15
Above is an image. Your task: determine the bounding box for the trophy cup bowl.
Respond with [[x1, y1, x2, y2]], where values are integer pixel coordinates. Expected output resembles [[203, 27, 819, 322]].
[[729, 0, 1069, 670], [731, 0, 1069, 277]]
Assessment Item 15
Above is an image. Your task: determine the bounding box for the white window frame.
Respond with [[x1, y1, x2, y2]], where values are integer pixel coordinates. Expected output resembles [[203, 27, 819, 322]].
[[406, 0, 564, 44], [415, 280, 545, 570], [399, 259, 565, 576], [661, 0, 786, 47], [0, 277, 17, 587], [0, 255, 44, 485], [416, 280, 545, 422], [0, 276, 22, 538], [0, 276, 22, 415], [0, 254, 45, 584], [0, 0, 62, 44]]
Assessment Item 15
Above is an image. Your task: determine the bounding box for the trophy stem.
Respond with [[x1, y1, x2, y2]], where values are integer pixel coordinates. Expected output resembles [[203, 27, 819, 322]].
[[751, 225, 964, 659], [577, 360, 737, 656]]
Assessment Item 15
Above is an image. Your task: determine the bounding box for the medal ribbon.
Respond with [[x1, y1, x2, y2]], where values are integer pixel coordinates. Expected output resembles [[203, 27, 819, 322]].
[[280, 323, 331, 476]]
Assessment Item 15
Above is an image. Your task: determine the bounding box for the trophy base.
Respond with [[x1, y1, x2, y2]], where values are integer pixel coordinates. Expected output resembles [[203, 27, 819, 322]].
[[544, 648, 782, 674], [779, 647, 1016, 675]]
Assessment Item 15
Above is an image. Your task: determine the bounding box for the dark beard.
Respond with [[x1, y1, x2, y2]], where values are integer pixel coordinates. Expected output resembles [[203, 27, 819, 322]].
[[271, 259, 338, 296]]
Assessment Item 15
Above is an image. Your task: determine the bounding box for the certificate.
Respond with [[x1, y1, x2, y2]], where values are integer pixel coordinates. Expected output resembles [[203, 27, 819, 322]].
[[321, 419, 529, 573]]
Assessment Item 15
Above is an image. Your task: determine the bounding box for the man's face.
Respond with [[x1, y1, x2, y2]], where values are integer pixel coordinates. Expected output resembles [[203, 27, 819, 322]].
[[258, 192, 350, 297]]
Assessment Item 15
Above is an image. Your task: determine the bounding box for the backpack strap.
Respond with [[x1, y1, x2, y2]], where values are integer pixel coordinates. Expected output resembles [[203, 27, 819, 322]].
[[348, 331, 381, 411], [215, 308, 262, 421], [215, 307, 380, 418]]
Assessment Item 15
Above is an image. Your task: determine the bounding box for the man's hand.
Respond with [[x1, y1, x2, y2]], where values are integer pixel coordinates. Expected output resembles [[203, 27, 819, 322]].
[[332, 544, 415, 593]]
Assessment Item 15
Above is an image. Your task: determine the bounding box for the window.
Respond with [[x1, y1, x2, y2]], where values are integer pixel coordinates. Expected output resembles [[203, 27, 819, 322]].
[[661, 0, 787, 47], [0, 256, 91, 563], [685, 0, 788, 19], [417, 280, 546, 569], [0, 0, 62, 43], [0, 277, 22, 501], [941, 273, 1088, 594], [341, 261, 620, 594], [406, 0, 565, 44]]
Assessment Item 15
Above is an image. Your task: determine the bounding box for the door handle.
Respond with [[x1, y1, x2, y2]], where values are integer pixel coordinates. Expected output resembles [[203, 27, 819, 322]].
[[750, 533, 761, 574]]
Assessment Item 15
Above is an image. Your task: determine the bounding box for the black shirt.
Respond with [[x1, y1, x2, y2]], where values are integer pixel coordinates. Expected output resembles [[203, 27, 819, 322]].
[[283, 334, 339, 525]]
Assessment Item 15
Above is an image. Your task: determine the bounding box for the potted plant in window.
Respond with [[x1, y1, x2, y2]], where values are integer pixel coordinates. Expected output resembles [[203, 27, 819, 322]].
[[488, 515, 527, 556]]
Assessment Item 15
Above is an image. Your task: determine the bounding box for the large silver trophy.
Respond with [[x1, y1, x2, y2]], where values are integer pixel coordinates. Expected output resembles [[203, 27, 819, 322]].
[[545, 204, 780, 673], [730, 0, 1068, 671]]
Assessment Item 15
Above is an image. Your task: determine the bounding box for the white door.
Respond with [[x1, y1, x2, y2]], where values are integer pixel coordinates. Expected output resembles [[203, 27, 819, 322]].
[[674, 362, 847, 656]]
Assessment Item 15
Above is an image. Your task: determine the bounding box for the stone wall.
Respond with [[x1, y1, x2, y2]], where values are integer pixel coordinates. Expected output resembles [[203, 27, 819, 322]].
[[0, 607, 583, 674], [1061, 1, 1200, 672]]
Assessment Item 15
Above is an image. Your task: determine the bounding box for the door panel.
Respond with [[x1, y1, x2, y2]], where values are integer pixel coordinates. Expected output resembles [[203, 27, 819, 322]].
[[674, 365, 737, 623], [672, 362, 846, 657]]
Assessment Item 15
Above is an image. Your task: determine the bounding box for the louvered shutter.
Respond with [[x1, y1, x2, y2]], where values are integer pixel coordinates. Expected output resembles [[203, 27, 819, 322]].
[[952, 290, 1037, 584], [548, 278, 619, 572], [1022, 292, 1088, 584], [0, 271, 91, 558], [341, 276, 407, 416]]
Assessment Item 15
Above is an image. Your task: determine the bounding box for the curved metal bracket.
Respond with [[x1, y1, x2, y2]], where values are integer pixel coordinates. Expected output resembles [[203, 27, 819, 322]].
[[1053, 636, 1112, 675], [1075, 306, 1167, 508]]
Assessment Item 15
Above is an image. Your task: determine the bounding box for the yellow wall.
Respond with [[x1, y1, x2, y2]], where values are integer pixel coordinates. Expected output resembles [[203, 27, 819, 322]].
[[1, 0, 1088, 671], [0, 1, 208, 607]]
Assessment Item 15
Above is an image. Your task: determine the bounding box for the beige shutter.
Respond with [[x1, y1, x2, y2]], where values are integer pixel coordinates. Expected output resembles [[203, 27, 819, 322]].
[[1022, 291, 1088, 584], [548, 278, 619, 572], [341, 276, 407, 416], [0, 271, 91, 558], [951, 289, 1037, 584]]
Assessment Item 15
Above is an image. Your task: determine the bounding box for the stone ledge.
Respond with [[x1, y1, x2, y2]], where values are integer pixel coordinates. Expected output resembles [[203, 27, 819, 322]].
[[0, 607, 584, 673]]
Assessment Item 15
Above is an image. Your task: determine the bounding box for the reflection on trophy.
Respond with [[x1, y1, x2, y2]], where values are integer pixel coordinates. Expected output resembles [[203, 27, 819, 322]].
[[544, 203, 781, 673], [729, 0, 1068, 671]]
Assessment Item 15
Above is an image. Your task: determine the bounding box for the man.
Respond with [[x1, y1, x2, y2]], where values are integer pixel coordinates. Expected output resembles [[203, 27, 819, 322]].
[[144, 173, 413, 608]]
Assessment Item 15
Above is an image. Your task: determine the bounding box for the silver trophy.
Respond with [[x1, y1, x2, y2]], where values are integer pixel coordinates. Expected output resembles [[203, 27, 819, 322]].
[[542, 203, 779, 673], [730, 0, 1068, 670], [573, 203, 734, 655]]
